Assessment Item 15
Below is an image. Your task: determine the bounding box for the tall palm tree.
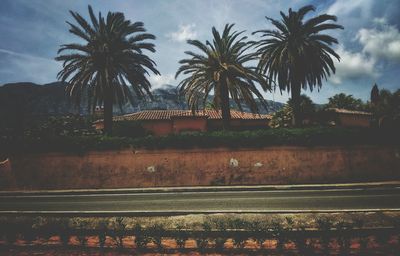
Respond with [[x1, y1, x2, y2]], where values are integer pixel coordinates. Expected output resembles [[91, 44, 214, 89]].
[[176, 24, 270, 129], [253, 5, 343, 126], [56, 5, 159, 135]]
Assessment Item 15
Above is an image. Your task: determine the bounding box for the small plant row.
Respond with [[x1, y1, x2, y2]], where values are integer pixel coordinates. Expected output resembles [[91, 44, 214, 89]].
[[1, 217, 399, 254], [1, 127, 399, 154]]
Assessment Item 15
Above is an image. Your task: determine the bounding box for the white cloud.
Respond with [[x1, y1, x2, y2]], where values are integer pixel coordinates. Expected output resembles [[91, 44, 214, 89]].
[[326, 0, 373, 17], [149, 74, 175, 88], [373, 17, 387, 26], [166, 24, 197, 42], [329, 46, 378, 84], [0, 48, 60, 84], [356, 25, 400, 62]]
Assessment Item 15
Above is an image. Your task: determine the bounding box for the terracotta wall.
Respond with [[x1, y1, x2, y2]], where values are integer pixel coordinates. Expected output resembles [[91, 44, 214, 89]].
[[208, 119, 269, 130], [0, 159, 15, 189], [2, 146, 399, 190], [142, 120, 173, 136], [338, 114, 371, 128], [172, 117, 207, 133]]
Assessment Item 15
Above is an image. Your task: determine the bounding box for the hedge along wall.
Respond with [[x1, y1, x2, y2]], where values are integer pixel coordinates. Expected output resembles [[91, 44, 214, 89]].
[[1, 146, 400, 190]]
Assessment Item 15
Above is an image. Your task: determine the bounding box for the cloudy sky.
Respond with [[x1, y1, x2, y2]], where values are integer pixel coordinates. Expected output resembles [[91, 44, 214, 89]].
[[0, 0, 399, 104]]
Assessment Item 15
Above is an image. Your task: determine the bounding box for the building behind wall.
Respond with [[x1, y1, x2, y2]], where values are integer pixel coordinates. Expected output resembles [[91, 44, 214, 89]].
[[323, 108, 372, 128], [94, 110, 271, 136]]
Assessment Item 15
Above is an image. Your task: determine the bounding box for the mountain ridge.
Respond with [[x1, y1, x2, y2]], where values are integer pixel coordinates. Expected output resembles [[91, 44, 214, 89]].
[[0, 82, 284, 117]]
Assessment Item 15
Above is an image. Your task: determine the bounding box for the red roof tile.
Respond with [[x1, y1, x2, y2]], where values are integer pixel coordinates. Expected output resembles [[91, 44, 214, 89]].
[[326, 108, 372, 116], [113, 110, 271, 121]]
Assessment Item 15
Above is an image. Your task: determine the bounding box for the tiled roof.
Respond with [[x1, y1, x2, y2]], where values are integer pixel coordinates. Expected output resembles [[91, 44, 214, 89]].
[[113, 110, 272, 121], [326, 108, 372, 116]]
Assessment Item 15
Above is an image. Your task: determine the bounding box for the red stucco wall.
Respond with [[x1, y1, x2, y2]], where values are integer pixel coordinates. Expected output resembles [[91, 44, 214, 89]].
[[3, 146, 399, 190], [172, 117, 207, 133], [142, 120, 173, 136], [338, 114, 371, 127]]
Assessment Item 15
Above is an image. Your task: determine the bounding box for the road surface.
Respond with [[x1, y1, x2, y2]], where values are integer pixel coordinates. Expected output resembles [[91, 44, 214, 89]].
[[1, 186, 400, 214]]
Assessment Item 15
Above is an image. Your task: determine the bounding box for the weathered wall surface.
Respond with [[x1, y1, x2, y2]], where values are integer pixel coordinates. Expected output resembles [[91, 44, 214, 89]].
[[0, 159, 16, 189], [172, 117, 207, 133], [2, 146, 400, 190], [338, 114, 371, 128]]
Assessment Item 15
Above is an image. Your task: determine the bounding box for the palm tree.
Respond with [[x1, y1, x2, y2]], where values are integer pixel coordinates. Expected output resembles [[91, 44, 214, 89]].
[[56, 5, 159, 135], [253, 5, 343, 126], [176, 24, 270, 129]]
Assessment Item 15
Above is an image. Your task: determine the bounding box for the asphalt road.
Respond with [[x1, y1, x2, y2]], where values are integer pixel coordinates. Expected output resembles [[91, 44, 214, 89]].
[[1, 186, 400, 214]]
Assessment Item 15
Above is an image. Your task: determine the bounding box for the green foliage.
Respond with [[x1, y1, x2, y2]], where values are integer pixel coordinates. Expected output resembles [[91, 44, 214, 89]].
[[0, 115, 96, 139], [1, 127, 398, 154], [112, 121, 150, 138], [176, 24, 269, 128], [270, 220, 285, 250], [133, 224, 152, 249], [175, 224, 188, 248], [30, 115, 96, 138], [371, 89, 400, 128], [196, 222, 211, 250], [253, 5, 343, 126], [326, 93, 367, 111], [0, 216, 398, 253], [147, 223, 165, 248], [214, 237, 226, 251], [335, 221, 354, 255], [98, 220, 108, 249], [271, 95, 316, 128], [112, 217, 126, 248], [58, 219, 71, 246], [316, 217, 333, 253], [270, 105, 293, 128], [56, 5, 159, 135], [375, 89, 400, 116], [75, 221, 88, 246]]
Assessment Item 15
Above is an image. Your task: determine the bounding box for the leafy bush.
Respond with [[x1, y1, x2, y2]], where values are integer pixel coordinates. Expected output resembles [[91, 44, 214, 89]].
[[1, 127, 398, 154], [175, 224, 188, 249], [147, 223, 165, 248], [112, 217, 126, 248], [27, 115, 96, 138], [335, 221, 354, 255], [195, 222, 211, 250], [98, 220, 108, 249], [134, 224, 151, 249], [112, 121, 151, 138], [316, 217, 333, 254]]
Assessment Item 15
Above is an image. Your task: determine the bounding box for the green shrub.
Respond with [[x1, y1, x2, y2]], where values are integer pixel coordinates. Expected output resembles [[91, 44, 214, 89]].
[[175, 224, 188, 249], [1, 127, 398, 154], [316, 217, 333, 254], [270, 220, 285, 251], [148, 223, 165, 248], [112, 217, 126, 249], [98, 220, 108, 249], [134, 224, 151, 249], [113, 121, 151, 138], [335, 221, 354, 255], [195, 222, 211, 250]]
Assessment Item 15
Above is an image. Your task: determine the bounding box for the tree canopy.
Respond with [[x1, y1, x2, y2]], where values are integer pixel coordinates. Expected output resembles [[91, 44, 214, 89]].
[[253, 5, 343, 126], [55, 5, 159, 135], [176, 24, 270, 129]]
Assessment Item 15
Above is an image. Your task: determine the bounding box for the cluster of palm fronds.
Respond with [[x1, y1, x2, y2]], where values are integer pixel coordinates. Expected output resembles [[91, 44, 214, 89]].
[[56, 5, 343, 134]]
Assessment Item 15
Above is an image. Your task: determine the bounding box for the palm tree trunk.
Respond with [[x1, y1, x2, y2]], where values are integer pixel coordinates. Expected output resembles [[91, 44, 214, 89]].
[[291, 84, 301, 127], [103, 86, 113, 136], [220, 78, 231, 130]]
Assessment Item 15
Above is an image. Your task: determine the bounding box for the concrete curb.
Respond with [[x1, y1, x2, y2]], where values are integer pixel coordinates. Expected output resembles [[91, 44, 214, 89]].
[[1, 181, 400, 196]]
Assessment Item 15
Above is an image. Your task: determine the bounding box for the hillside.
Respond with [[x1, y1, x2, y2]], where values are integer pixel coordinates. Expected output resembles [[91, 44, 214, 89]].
[[0, 82, 284, 118]]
